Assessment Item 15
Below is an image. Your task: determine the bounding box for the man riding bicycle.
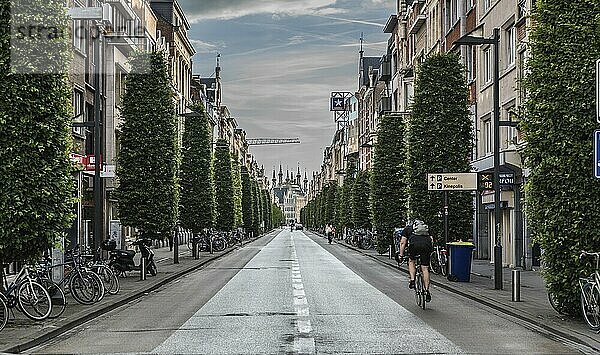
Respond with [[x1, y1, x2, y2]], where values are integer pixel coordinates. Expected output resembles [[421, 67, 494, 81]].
[[399, 220, 434, 302]]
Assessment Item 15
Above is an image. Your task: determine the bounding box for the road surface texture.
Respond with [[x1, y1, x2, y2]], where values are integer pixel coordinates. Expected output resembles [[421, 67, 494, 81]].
[[32, 230, 577, 354]]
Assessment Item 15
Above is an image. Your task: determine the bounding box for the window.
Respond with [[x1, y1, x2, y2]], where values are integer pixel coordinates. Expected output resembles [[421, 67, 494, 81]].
[[482, 118, 493, 155], [483, 47, 492, 83], [505, 26, 516, 67], [518, 0, 527, 19], [403, 81, 414, 110], [73, 90, 84, 136], [466, 46, 475, 82], [445, 0, 458, 31], [483, 0, 491, 12]]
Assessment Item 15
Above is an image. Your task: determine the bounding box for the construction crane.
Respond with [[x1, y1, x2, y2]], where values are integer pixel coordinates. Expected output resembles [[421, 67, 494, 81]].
[[247, 138, 301, 146]]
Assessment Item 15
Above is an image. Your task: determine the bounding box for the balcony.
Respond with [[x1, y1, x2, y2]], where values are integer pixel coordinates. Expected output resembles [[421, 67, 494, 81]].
[[105, 0, 136, 19]]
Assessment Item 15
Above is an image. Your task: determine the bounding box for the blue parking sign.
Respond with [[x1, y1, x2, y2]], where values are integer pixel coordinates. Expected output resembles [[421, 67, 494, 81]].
[[595, 130, 600, 178]]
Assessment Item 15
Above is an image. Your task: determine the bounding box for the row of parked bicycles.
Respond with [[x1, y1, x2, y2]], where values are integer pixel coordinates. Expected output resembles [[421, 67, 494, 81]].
[[0, 243, 122, 332], [186, 229, 251, 253]]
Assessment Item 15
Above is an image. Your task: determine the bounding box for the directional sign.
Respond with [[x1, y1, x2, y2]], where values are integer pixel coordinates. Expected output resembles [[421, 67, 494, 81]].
[[595, 130, 600, 178], [427, 173, 478, 191]]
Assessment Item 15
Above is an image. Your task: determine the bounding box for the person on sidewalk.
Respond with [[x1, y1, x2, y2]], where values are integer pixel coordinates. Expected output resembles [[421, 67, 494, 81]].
[[326, 224, 333, 244], [399, 220, 433, 302]]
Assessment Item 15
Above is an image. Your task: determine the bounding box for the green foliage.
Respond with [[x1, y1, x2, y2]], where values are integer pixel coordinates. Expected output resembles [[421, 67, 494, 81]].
[[341, 163, 357, 229], [406, 53, 473, 241], [179, 103, 214, 232], [261, 188, 270, 230], [0, 0, 74, 262], [352, 170, 372, 230], [372, 114, 407, 253], [232, 160, 243, 228], [325, 182, 338, 225], [116, 51, 179, 239], [251, 180, 261, 235], [213, 140, 235, 231], [521, 0, 600, 314], [241, 166, 253, 231], [272, 203, 284, 227]]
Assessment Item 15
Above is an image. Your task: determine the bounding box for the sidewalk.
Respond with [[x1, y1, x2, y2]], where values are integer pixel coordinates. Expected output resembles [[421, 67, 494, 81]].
[[311, 232, 600, 353], [0, 231, 278, 354]]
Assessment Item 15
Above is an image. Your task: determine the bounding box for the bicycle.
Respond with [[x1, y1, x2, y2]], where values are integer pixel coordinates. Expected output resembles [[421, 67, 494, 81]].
[[0, 265, 52, 321], [413, 255, 427, 310], [0, 294, 8, 332], [579, 251, 600, 332], [430, 244, 448, 276], [32, 259, 67, 319], [39, 248, 103, 305]]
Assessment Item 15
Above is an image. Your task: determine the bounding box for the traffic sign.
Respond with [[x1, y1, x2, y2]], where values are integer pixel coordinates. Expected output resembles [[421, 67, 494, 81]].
[[427, 173, 477, 191], [595, 130, 600, 178]]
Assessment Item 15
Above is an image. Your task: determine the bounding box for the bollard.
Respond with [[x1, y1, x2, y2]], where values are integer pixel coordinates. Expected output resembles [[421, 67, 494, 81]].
[[511, 269, 521, 302], [140, 257, 147, 281], [173, 232, 179, 264], [388, 245, 393, 259]]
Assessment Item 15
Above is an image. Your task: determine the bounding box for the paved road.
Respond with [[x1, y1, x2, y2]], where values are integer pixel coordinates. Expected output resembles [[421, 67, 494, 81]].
[[32, 230, 578, 354]]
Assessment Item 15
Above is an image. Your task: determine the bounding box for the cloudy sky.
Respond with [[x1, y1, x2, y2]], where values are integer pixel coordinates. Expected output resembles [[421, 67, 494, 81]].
[[179, 0, 394, 177]]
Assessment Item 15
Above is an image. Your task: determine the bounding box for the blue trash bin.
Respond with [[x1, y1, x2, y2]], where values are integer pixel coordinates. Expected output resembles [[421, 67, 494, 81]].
[[446, 242, 475, 282]]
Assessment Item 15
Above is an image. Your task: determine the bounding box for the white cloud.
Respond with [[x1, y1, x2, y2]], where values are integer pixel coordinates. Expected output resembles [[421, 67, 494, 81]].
[[179, 0, 340, 21], [189, 39, 225, 54]]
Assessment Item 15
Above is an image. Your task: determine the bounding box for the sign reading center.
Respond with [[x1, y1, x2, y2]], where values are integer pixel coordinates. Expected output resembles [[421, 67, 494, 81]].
[[427, 173, 478, 191]]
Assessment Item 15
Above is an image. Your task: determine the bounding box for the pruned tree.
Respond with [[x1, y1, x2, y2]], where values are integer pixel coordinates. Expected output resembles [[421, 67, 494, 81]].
[[0, 0, 75, 262], [116, 51, 179, 239], [522, 0, 600, 314], [180, 103, 215, 233], [372, 113, 407, 253], [214, 139, 235, 231], [405, 53, 473, 241]]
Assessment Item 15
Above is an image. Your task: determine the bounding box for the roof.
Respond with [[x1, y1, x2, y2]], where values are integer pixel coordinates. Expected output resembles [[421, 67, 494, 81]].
[[360, 57, 380, 88]]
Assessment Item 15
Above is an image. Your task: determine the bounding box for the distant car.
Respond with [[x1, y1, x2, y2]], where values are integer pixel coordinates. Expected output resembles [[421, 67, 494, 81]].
[[295, 224, 304, 230]]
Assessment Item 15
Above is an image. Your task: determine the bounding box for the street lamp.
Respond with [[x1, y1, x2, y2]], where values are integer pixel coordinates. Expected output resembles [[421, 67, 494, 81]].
[[454, 27, 517, 290]]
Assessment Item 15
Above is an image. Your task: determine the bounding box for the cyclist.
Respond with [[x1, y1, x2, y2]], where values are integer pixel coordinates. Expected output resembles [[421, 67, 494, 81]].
[[399, 219, 433, 302]]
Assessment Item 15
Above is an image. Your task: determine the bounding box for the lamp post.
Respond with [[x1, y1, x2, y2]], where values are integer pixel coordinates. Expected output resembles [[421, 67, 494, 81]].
[[455, 28, 517, 290]]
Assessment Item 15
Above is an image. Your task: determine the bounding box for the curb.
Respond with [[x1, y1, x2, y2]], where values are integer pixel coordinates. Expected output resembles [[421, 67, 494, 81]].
[[4, 232, 277, 354], [306, 231, 600, 354]]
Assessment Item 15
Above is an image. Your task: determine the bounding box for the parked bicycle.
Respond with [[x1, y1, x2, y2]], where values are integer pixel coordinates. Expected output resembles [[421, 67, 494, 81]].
[[39, 247, 103, 305], [32, 259, 67, 319], [430, 243, 448, 276], [579, 251, 600, 332], [0, 264, 51, 321]]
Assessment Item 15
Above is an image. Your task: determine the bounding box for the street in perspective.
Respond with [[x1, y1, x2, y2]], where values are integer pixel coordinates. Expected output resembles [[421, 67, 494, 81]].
[[1, 0, 600, 354]]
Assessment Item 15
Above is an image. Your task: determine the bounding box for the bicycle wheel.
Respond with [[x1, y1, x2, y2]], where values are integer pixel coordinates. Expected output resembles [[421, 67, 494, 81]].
[[69, 273, 98, 305], [548, 291, 564, 315], [430, 251, 441, 275], [17, 281, 51, 321], [213, 238, 227, 252], [87, 271, 105, 302], [414, 274, 423, 308], [581, 283, 600, 331], [95, 266, 119, 295], [38, 279, 66, 319], [0, 295, 8, 331], [439, 252, 448, 277]]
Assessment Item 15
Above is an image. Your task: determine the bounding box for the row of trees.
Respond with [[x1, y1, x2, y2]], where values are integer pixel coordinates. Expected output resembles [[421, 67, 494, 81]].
[[117, 52, 279, 240], [301, 53, 473, 254]]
